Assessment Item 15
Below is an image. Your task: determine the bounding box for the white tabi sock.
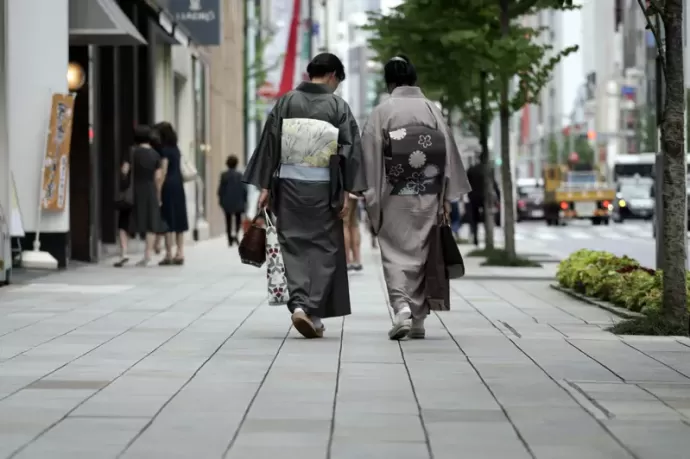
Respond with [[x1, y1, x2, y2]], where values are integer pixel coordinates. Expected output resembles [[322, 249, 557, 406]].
[[311, 316, 323, 328]]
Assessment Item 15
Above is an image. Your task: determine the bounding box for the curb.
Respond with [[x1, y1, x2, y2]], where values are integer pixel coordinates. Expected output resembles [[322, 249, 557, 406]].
[[549, 284, 644, 320], [462, 275, 555, 281]]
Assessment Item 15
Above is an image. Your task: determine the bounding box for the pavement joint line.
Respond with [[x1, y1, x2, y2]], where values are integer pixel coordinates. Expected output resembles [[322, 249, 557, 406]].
[[6, 281, 255, 458], [325, 316, 346, 459], [450, 284, 639, 457], [0, 278, 243, 394], [561, 379, 614, 419], [0, 278, 215, 363], [472, 281, 543, 321], [620, 340, 690, 380], [505, 337, 640, 459], [564, 340, 626, 382], [0, 283, 142, 339], [634, 383, 690, 421], [218, 323, 293, 458], [0, 271, 250, 366], [549, 284, 645, 320], [377, 266, 434, 459], [434, 307, 537, 459], [511, 281, 592, 325]]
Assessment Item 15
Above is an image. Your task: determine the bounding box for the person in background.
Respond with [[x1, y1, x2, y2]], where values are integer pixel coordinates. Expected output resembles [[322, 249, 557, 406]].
[[218, 154, 247, 246], [343, 193, 363, 271], [466, 152, 499, 246], [120, 125, 167, 266], [243, 52, 364, 339], [360, 55, 470, 340], [154, 121, 189, 265], [450, 199, 462, 242]]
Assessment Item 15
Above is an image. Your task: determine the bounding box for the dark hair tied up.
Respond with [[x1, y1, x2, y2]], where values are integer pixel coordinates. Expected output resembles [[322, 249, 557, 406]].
[[383, 54, 417, 87]]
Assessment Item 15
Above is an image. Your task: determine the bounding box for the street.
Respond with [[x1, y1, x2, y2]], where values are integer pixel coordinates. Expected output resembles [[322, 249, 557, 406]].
[[466, 220, 659, 267], [2, 238, 690, 458]]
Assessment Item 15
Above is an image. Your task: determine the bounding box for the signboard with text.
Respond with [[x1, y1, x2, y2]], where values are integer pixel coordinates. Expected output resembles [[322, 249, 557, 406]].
[[168, 0, 221, 46], [42, 94, 75, 212]]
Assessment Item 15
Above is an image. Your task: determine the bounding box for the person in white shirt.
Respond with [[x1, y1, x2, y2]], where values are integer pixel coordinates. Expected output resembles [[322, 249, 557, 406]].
[[343, 192, 363, 271]]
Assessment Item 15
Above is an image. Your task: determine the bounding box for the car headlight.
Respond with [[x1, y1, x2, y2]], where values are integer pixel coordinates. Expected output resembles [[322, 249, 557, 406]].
[[618, 199, 626, 207]]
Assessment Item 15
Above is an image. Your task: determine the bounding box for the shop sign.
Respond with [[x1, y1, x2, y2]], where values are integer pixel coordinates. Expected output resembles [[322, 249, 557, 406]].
[[168, 0, 221, 46]]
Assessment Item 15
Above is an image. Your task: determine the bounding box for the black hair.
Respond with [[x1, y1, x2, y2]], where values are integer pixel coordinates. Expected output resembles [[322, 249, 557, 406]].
[[226, 155, 239, 169], [153, 121, 178, 147], [383, 54, 417, 88], [133, 125, 153, 144], [307, 53, 346, 82]]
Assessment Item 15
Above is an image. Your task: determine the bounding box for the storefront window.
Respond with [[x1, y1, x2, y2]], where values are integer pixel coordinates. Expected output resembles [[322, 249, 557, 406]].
[[193, 57, 207, 219]]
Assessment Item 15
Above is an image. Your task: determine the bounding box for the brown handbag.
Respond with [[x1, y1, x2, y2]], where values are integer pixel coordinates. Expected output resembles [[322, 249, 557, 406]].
[[238, 213, 267, 267]]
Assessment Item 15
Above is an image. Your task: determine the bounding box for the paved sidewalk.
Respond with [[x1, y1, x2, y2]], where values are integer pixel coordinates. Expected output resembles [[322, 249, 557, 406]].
[[2, 239, 690, 458]]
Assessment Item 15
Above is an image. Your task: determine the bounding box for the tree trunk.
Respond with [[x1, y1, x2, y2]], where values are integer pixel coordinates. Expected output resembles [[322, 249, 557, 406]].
[[660, 0, 688, 327], [499, 0, 516, 259], [479, 70, 494, 250]]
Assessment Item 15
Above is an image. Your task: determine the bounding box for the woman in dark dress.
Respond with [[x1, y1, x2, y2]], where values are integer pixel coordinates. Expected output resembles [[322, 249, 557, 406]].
[[154, 122, 189, 265], [119, 125, 167, 266]]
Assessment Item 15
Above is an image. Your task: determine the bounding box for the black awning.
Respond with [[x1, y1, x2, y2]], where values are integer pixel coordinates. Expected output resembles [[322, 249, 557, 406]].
[[69, 0, 147, 46]]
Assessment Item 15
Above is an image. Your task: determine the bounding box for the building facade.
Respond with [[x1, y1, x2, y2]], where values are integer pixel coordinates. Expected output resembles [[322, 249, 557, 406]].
[[515, 8, 567, 179], [0, 0, 244, 283]]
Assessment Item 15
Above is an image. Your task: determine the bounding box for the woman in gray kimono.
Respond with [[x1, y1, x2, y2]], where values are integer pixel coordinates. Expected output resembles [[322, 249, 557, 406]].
[[360, 55, 471, 340], [243, 53, 364, 339]]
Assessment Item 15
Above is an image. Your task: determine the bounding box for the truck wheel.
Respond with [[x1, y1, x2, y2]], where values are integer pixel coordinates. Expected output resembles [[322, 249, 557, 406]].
[[603, 217, 610, 226], [592, 217, 601, 225]]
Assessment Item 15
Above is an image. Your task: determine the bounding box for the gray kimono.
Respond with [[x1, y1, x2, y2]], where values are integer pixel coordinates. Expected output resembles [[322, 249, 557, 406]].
[[243, 82, 364, 318], [360, 85, 470, 318]]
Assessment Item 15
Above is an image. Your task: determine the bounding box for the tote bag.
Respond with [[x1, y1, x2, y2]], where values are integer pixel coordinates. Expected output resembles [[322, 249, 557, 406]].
[[238, 214, 266, 267], [181, 154, 198, 182], [265, 212, 290, 305]]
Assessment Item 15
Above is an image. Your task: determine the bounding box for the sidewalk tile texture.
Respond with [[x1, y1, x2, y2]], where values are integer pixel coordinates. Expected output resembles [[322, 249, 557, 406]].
[[1, 239, 690, 458]]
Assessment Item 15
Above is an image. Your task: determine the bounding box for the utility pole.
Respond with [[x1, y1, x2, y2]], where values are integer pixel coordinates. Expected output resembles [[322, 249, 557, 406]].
[[308, 0, 314, 59], [322, 0, 328, 51]]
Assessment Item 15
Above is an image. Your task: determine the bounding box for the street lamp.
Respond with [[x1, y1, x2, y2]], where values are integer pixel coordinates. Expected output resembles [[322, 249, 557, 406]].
[[66, 62, 85, 91]]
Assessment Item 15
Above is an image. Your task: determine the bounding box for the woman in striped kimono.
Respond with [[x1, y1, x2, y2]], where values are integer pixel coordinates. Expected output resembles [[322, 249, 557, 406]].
[[360, 55, 471, 340], [243, 53, 364, 339]]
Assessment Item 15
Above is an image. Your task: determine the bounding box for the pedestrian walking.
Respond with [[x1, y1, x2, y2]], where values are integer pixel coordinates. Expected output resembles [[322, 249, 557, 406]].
[[154, 122, 189, 266], [120, 125, 167, 266], [466, 152, 500, 246], [218, 155, 247, 246], [360, 55, 470, 340], [243, 52, 364, 339], [343, 193, 363, 271]]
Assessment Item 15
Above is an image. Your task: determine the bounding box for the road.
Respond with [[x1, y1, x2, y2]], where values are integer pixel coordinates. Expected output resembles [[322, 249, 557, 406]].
[[464, 219, 661, 267]]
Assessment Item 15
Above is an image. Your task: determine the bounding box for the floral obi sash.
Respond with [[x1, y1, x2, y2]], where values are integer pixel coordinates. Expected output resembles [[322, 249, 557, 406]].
[[383, 125, 446, 196]]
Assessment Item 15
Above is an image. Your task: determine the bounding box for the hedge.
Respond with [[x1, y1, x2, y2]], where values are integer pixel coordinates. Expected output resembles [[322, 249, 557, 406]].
[[556, 249, 690, 316]]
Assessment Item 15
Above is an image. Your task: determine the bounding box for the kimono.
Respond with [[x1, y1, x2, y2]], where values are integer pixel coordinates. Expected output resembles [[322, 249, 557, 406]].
[[360, 85, 470, 318], [243, 82, 364, 318]]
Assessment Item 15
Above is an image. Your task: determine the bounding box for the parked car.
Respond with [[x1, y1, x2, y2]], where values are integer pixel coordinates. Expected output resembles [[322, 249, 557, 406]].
[[612, 180, 654, 223], [516, 181, 545, 221]]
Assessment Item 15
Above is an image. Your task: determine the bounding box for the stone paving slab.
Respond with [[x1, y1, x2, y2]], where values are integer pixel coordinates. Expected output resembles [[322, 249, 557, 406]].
[[2, 239, 690, 458]]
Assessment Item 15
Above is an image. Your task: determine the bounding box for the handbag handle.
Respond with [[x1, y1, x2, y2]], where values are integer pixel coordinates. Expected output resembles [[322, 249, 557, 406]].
[[264, 209, 275, 228]]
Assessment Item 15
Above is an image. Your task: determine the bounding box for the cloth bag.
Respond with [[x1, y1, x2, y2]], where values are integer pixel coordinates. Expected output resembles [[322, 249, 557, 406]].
[[425, 221, 450, 311], [181, 154, 198, 182], [238, 214, 266, 267], [440, 215, 465, 279], [265, 212, 290, 305]]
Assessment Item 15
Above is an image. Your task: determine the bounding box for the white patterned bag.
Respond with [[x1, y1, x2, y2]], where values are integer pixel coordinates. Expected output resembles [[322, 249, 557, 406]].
[[265, 212, 290, 305]]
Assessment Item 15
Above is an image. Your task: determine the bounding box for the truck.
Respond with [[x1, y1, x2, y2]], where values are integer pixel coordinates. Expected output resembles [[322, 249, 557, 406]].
[[542, 165, 616, 226]]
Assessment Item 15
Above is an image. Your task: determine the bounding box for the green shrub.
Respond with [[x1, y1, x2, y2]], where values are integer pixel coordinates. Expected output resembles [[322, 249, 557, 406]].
[[555, 250, 688, 319]]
